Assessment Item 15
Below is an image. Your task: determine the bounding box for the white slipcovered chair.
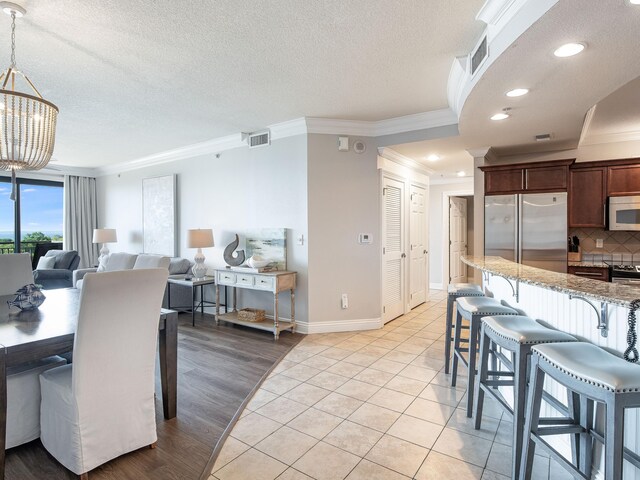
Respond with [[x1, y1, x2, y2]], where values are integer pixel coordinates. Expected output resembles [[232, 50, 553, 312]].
[[0, 253, 34, 295], [0, 253, 66, 449], [39, 268, 169, 477]]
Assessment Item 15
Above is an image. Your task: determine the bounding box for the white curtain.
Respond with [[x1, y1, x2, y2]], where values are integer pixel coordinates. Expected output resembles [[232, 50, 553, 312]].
[[64, 176, 99, 269]]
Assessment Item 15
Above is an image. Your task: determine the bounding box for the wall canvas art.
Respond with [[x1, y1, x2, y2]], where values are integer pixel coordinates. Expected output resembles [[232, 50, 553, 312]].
[[245, 228, 287, 271], [142, 175, 177, 256]]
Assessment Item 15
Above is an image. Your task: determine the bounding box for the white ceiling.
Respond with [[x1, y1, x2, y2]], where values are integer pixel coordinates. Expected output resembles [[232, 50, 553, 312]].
[[458, 0, 640, 151], [3, 0, 485, 167]]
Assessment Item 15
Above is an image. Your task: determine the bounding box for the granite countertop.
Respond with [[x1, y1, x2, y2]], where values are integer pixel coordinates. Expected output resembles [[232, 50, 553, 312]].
[[462, 255, 639, 308], [567, 261, 609, 268]]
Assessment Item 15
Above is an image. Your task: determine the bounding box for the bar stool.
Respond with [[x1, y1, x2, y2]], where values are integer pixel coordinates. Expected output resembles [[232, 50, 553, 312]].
[[445, 283, 484, 374], [451, 296, 518, 417], [473, 315, 577, 479], [521, 342, 640, 480]]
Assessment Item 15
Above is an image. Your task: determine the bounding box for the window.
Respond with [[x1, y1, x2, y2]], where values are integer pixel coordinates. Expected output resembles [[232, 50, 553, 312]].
[[0, 177, 64, 256]]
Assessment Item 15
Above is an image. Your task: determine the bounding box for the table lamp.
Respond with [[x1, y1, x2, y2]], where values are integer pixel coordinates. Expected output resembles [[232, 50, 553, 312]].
[[188, 229, 214, 279], [92, 228, 117, 262]]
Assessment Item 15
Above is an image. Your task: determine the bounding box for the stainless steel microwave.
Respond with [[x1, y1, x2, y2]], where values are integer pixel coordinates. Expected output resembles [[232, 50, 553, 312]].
[[609, 196, 640, 231]]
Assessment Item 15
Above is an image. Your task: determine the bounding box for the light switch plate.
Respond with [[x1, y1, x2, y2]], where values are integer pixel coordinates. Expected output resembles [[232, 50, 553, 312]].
[[358, 233, 372, 244], [596, 238, 604, 248], [338, 136, 349, 151]]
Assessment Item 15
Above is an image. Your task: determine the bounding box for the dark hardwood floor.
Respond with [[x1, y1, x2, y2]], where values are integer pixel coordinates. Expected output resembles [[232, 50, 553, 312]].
[[5, 313, 303, 479]]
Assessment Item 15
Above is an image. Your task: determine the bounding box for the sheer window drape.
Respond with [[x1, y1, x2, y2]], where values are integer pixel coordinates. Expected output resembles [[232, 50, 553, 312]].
[[64, 176, 98, 269]]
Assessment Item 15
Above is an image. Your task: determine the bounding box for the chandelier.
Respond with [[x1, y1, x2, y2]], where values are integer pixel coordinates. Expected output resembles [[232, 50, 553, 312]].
[[0, 2, 58, 200]]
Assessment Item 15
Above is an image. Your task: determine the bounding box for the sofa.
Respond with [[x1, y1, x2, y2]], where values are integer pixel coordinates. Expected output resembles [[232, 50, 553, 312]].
[[73, 252, 193, 309], [33, 250, 81, 290]]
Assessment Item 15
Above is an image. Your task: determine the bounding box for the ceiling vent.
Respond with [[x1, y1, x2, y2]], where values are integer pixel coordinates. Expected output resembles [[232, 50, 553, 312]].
[[470, 35, 488, 76], [246, 130, 270, 149], [535, 133, 553, 142]]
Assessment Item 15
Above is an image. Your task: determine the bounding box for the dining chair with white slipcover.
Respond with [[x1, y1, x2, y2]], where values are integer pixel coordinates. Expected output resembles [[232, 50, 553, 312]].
[[38, 268, 169, 477], [0, 253, 67, 450], [0, 253, 34, 295]]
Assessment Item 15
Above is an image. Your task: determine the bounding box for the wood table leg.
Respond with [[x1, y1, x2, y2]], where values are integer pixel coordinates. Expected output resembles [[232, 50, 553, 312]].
[[159, 311, 178, 419]]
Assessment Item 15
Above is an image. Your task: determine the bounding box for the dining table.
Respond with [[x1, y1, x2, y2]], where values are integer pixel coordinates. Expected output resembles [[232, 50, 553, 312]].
[[0, 287, 178, 479]]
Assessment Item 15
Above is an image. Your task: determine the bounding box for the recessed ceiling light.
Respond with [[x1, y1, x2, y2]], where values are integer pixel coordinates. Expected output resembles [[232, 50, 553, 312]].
[[457, 171, 466, 177], [554, 42, 585, 57], [490, 112, 510, 121], [630, 0, 640, 4], [426, 154, 440, 162], [506, 88, 529, 97]]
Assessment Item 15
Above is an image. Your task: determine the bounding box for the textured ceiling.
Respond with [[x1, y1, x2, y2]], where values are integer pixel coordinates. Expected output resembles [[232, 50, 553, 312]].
[[458, 0, 640, 151], [2, 0, 485, 167]]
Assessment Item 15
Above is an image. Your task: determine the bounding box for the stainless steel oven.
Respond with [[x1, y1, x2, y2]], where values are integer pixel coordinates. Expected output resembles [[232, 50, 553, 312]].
[[608, 263, 640, 287], [609, 196, 640, 231]]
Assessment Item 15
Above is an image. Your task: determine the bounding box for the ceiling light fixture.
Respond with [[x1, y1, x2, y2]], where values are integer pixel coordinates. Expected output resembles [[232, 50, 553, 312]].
[[506, 88, 529, 97], [553, 42, 585, 58], [457, 171, 466, 177], [491, 112, 510, 121], [426, 154, 440, 161], [0, 1, 58, 201], [630, 0, 640, 4]]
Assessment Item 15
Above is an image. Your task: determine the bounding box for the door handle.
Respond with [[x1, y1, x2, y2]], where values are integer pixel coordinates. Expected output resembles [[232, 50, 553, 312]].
[[401, 253, 406, 258], [424, 250, 428, 254]]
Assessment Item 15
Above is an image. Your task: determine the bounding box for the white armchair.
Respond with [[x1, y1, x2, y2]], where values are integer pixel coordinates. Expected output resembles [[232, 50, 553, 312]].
[[39, 268, 169, 476]]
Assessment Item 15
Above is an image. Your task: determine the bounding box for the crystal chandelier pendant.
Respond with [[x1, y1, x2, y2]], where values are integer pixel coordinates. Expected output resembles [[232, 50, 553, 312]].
[[0, 2, 59, 200]]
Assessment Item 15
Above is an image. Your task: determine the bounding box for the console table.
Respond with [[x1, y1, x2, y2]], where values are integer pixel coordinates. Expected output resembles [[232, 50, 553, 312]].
[[214, 269, 296, 340]]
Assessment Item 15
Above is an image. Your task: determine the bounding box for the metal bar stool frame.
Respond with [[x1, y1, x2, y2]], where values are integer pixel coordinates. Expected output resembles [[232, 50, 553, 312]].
[[474, 316, 577, 479], [521, 344, 640, 480], [445, 284, 484, 374]]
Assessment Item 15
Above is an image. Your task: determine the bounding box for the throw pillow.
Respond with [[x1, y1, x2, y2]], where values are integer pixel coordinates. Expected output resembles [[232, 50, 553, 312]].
[[36, 256, 56, 269]]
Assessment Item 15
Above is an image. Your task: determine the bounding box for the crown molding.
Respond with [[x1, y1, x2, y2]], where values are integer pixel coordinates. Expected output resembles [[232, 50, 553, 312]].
[[476, 0, 518, 25], [307, 108, 457, 137], [91, 109, 458, 177], [377, 147, 435, 176], [578, 104, 597, 147]]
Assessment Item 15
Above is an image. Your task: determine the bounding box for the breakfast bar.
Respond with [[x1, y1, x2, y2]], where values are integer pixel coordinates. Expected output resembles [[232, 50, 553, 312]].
[[461, 255, 640, 479]]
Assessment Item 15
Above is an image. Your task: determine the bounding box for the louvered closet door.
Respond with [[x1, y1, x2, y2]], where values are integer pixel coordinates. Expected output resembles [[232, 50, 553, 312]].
[[382, 177, 405, 323]]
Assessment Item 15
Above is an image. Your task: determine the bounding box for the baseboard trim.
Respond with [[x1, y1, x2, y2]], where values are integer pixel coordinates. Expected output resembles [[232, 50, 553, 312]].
[[429, 282, 444, 290], [295, 317, 383, 334]]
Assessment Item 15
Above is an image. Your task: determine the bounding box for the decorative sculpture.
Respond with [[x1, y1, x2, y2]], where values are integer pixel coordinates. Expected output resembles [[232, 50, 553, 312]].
[[223, 234, 245, 266], [7, 284, 46, 311]]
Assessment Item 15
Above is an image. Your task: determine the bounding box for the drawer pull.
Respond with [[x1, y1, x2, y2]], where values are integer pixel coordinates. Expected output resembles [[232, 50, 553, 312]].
[[574, 272, 603, 277]]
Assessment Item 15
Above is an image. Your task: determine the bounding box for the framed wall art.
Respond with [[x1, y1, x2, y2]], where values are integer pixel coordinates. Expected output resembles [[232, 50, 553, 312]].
[[142, 174, 177, 256]]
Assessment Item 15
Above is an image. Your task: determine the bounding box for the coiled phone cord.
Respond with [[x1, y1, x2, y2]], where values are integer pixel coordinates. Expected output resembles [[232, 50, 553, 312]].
[[624, 299, 640, 363]]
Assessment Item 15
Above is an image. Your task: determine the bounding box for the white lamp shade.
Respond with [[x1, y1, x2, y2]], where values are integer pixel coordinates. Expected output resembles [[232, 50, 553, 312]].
[[92, 228, 117, 244], [187, 229, 214, 248]]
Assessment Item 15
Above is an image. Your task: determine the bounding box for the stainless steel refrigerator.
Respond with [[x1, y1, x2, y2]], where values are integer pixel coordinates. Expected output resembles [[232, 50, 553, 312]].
[[485, 193, 567, 273]]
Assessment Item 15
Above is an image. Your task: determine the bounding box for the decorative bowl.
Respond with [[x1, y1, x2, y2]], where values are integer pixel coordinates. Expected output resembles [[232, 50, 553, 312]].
[[247, 255, 270, 269], [7, 284, 46, 311]]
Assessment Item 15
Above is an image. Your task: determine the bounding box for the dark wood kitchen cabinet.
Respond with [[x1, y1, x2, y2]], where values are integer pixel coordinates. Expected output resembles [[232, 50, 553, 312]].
[[481, 159, 573, 195], [568, 166, 607, 227], [567, 266, 609, 282], [608, 164, 640, 196]]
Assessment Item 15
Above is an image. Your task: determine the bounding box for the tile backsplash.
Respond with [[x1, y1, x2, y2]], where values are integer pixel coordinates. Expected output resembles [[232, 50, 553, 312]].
[[569, 228, 640, 264]]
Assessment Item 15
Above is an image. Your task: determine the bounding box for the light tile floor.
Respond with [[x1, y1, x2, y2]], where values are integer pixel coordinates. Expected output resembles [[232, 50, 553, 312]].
[[209, 290, 573, 480]]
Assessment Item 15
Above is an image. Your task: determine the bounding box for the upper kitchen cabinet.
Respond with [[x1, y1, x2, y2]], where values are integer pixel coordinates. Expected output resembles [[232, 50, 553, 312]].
[[568, 166, 607, 227], [481, 159, 574, 195], [608, 163, 640, 196]]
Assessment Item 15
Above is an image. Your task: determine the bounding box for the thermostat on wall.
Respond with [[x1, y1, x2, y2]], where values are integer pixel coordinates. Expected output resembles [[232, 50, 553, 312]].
[[358, 233, 372, 244]]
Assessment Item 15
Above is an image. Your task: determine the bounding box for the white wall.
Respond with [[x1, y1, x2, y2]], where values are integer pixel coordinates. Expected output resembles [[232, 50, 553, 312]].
[[306, 134, 381, 330], [96, 135, 309, 321], [428, 180, 474, 288]]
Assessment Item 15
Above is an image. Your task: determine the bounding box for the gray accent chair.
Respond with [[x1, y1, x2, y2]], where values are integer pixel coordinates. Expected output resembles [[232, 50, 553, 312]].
[[33, 250, 81, 290]]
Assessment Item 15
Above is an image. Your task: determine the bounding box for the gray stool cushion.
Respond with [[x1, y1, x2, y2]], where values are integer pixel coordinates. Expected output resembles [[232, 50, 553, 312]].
[[533, 343, 640, 393], [456, 296, 518, 316], [483, 315, 577, 345], [448, 283, 483, 296]]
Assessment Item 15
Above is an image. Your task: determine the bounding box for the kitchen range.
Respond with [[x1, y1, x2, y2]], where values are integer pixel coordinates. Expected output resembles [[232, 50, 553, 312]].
[[606, 262, 640, 287]]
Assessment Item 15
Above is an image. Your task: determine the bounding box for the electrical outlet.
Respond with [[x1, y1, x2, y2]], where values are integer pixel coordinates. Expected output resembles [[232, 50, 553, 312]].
[[596, 238, 604, 248], [341, 293, 348, 309]]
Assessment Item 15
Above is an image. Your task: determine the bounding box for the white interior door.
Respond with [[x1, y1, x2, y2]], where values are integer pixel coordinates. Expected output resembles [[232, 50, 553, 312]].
[[409, 184, 428, 308], [449, 197, 467, 284], [382, 177, 405, 323]]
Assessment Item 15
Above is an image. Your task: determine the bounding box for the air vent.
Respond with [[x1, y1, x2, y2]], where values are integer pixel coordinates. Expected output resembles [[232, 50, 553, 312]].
[[247, 130, 270, 148], [535, 133, 552, 142], [470, 36, 488, 76]]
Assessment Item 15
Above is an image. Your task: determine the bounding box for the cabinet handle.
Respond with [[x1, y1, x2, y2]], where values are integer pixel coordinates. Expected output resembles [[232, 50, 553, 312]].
[[573, 271, 603, 277]]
